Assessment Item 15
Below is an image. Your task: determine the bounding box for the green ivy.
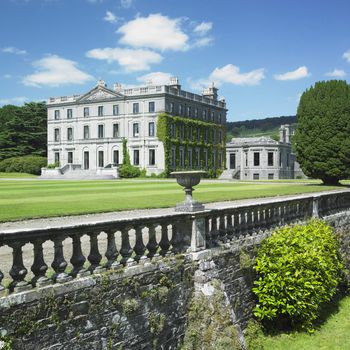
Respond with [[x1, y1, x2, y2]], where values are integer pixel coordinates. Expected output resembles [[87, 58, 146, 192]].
[[252, 220, 344, 331], [156, 113, 226, 177]]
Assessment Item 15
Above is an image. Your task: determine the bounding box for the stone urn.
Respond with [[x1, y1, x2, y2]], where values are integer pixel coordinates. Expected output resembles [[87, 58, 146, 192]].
[[171, 171, 206, 212]]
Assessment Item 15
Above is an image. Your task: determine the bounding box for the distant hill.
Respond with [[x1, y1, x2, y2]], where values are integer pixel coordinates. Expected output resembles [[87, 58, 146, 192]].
[[226, 115, 297, 141]]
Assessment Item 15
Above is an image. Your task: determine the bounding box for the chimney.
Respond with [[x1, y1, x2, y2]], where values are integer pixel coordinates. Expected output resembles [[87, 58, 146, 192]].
[[113, 83, 122, 92], [202, 82, 218, 100], [169, 76, 181, 90], [279, 124, 292, 144]]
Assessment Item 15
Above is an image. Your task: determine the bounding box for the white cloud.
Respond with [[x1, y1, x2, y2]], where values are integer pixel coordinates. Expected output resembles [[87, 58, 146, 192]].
[[103, 11, 118, 24], [86, 47, 163, 72], [23, 55, 94, 87], [274, 66, 310, 81], [2, 46, 27, 55], [117, 13, 189, 51], [120, 0, 133, 8], [189, 64, 265, 90], [193, 37, 213, 48], [209, 64, 265, 86], [137, 71, 172, 85], [325, 69, 346, 78], [0, 96, 28, 106], [343, 50, 350, 63], [193, 21, 212, 36], [3, 74, 12, 79]]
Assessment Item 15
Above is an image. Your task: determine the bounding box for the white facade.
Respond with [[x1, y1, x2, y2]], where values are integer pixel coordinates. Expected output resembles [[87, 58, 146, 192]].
[[45, 78, 227, 177], [223, 125, 295, 180]]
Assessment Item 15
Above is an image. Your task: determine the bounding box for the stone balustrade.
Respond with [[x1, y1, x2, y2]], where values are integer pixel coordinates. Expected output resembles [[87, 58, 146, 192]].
[[0, 190, 350, 295]]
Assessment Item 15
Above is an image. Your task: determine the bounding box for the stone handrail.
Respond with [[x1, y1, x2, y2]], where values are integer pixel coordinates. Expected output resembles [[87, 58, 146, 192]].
[[0, 190, 349, 295]]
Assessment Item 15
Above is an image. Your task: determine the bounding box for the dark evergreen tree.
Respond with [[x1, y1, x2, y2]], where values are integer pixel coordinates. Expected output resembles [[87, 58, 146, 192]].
[[0, 102, 47, 161], [294, 80, 350, 185]]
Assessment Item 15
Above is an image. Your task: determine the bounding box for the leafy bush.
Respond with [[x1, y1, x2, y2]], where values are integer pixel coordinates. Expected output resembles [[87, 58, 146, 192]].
[[47, 162, 59, 169], [0, 155, 47, 175], [118, 164, 141, 178], [252, 220, 344, 330]]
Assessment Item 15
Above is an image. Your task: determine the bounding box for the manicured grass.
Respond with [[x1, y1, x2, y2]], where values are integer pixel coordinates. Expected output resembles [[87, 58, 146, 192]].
[[0, 172, 37, 178], [0, 179, 345, 222], [258, 295, 350, 350]]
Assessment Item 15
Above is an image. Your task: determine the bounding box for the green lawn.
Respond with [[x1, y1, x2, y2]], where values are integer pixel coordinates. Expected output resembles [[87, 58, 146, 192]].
[[0, 172, 37, 178], [258, 296, 350, 350], [0, 179, 345, 222]]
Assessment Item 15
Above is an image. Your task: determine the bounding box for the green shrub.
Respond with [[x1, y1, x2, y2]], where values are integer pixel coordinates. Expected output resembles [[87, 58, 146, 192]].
[[252, 220, 344, 330], [47, 162, 59, 169], [0, 156, 47, 175], [118, 164, 141, 178]]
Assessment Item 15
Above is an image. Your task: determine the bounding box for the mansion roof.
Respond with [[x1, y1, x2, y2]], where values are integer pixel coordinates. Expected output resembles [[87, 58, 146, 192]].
[[47, 78, 227, 109]]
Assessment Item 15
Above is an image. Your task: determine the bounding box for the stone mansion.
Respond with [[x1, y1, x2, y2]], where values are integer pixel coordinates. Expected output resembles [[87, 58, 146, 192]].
[[43, 78, 227, 178]]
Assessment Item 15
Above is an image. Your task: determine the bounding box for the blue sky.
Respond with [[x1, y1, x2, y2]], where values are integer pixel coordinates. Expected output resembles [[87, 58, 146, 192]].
[[0, 0, 349, 121]]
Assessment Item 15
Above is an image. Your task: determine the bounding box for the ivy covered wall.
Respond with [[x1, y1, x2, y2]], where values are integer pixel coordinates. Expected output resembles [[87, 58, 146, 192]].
[[157, 113, 226, 177]]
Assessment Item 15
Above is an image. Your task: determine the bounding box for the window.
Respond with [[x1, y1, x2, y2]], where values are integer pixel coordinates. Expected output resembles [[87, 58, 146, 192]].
[[54, 152, 60, 165], [204, 129, 208, 142], [195, 149, 200, 167], [113, 150, 119, 165], [171, 148, 176, 167], [287, 153, 290, 167], [84, 151, 89, 169], [195, 108, 198, 118], [170, 102, 174, 113], [67, 151, 73, 164], [54, 110, 60, 120], [211, 111, 215, 121], [98, 106, 104, 116], [189, 126, 192, 141], [253, 173, 260, 180], [113, 104, 119, 116], [219, 130, 222, 143], [196, 128, 200, 142], [67, 127, 73, 141], [113, 124, 119, 138], [188, 149, 192, 167], [268, 152, 274, 166], [133, 123, 139, 137], [84, 107, 89, 117], [179, 149, 184, 167], [149, 149, 155, 166], [67, 109, 73, 119], [133, 150, 139, 165], [83, 125, 90, 139], [187, 106, 191, 117], [98, 151, 104, 167], [203, 110, 207, 120], [54, 128, 60, 142], [98, 124, 104, 139], [254, 152, 260, 166], [204, 150, 208, 167], [268, 173, 274, 180], [148, 122, 155, 137], [179, 104, 183, 115], [133, 103, 139, 114], [148, 101, 155, 113], [230, 153, 236, 169]]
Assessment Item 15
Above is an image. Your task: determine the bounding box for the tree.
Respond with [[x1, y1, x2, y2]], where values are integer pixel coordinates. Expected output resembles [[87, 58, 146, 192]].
[[294, 80, 350, 185], [0, 102, 47, 161]]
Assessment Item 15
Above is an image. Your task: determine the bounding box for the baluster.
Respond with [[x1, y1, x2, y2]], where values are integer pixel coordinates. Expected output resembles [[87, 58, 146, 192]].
[[134, 226, 147, 263], [120, 226, 135, 266], [205, 217, 212, 247], [246, 210, 253, 233], [31, 238, 50, 287], [70, 234, 90, 277], [147, 224, 160, 260], [226, 213, 234, 240], [232, 211, 240, 238], [240, 211, 248, 235], [88, 231, 105, 273], [105, 230, 120, 269], [51, 237, 72, 283], [218, 215, 227, 242], [9, 241, 32, 292], [170, 222, 183, 254], [159, 223, 171, 256], [211, 216, 220, 243]]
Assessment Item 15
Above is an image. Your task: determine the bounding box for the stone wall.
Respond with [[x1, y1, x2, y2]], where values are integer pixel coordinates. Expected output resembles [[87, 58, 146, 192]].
[[0, 195, 349, 349]]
